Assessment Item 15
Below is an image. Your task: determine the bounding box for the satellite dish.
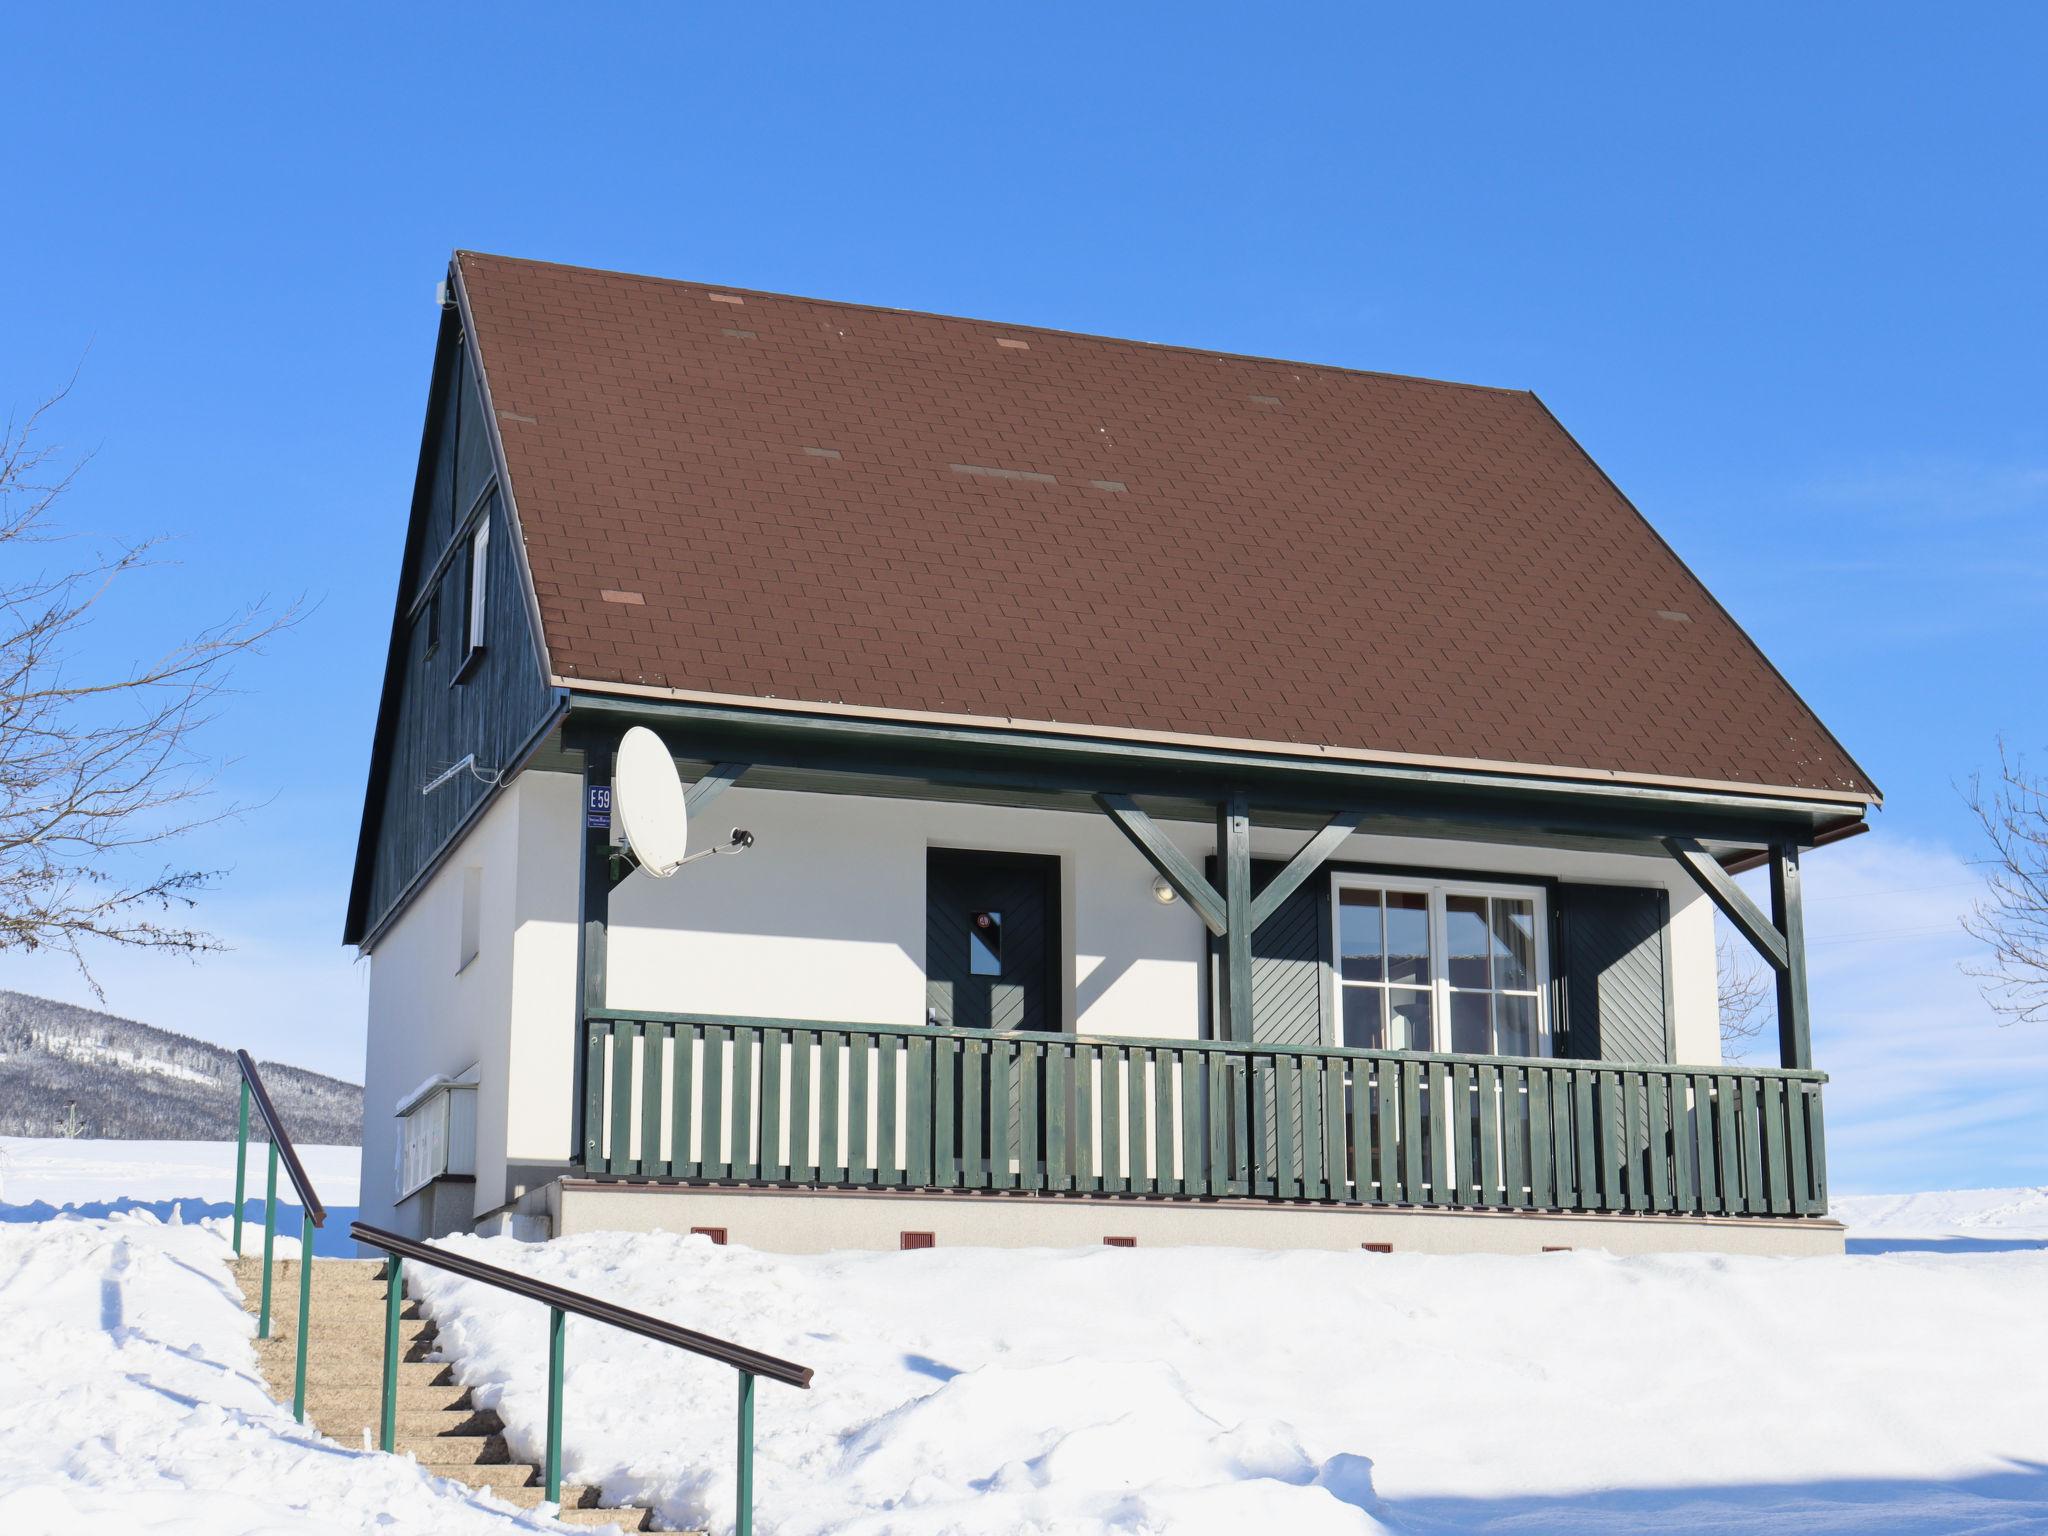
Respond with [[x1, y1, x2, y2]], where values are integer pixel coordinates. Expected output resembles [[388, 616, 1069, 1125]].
[[613, 726, 690, 877]]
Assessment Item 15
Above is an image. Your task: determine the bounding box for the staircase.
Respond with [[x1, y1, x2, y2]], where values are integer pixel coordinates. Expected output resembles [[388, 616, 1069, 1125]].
[[235, 1256, 664, 1532]]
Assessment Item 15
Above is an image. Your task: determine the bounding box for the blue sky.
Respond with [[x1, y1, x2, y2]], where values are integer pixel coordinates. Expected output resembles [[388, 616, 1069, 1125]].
[[4, 7, 2043, 1191]]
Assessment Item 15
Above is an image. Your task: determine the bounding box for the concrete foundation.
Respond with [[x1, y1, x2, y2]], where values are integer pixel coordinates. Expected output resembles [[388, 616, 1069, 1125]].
[[540, 1179, 1845, 1257]]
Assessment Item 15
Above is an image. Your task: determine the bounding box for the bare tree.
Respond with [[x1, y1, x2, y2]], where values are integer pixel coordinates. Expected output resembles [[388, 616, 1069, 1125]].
[[0, 385, 285, 991], [1717, 934, 1771, 1060], [1963, 741, 2048, 1025]]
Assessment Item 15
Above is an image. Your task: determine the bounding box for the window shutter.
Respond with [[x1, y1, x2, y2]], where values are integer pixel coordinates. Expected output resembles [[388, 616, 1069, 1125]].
[[1205, 857, 1332, 1046], [1555, 882, 1673, 1063]]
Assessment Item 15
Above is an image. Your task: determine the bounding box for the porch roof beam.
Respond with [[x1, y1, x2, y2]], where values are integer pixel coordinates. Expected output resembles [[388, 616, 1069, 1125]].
[[683, 761, 750, 816], [1095, 793, 1229, 936], [1664, 835, 1790, 972], [1250, 809, 1364, 932], [560, 695, 1863, 833]]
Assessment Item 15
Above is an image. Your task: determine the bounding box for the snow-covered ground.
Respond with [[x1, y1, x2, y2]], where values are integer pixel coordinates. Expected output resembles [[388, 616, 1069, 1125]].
[[0, 1135, 361, 1256], [1834, 1185, 2048, 1235], [411, 1212, 2048, 1536], [0, 1210, 611, 1535], [3, 1140, 2045, 1534]]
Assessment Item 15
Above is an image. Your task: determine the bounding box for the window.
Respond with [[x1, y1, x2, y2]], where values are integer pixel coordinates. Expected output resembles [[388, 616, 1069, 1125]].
[[1334, 875, 1548, 1057], [968, 910, 1002, 976], [464, 519, 490, 660]]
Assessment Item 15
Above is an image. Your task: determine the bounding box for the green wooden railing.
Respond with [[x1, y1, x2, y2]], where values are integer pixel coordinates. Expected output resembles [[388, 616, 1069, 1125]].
[[231, 1049, 328, 1422], [351, 1222, 811, 1535], [582, 1011, 1828, 1219]]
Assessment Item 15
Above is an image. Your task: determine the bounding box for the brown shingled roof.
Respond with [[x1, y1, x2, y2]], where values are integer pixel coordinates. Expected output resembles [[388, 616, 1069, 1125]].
[[454, 251, 1874, 802]]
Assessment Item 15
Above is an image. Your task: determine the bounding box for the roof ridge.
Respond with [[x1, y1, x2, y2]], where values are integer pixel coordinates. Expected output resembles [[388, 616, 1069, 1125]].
[[452, 249, 1534, 400]]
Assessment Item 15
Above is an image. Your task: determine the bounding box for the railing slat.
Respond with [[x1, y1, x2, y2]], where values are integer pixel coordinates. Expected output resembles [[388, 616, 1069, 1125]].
[[1693, 1072, 1720, 1214], [674, 1023, 702, 1179], [1151, 1048, 1176, 1195], [641, 1022, 670, 1178], [1622, 1071, 1647, 1212], [1764, 1077, 1791, 1215], [1785, 1076, 1812, 1215], [1805, 1082, 1829, 1215], [1478, 1064, 1502, 1207], [1376, 1058, 1400, 1203], [1210, 1053, 1236, 1198], [1741, 1075, 1768, 1215], [933, 1033, 958, 1188], [961, 1038, 986, 1189], [1501, 1065, 1525, 1209], [759, 1027, 786, 1182], [813, 1031, 839, 1184], [1100, 1046, 1124, 1193], [731, 1024, 757, 1182], [848, 1031, 873, 1183], [788, 1027, 814, 1182], [1399, 1058, 1424, 1202], [610, 1019, 636, 1176], [907, 1034, 934, 1186], [1016, 1042, 1041, 1191], [989, 1037, 1015, 1190], [1647, 1071, 1672, 1212], [1043, 1041, 1070, 1191], [1167, 1051, 1194, 1196], [1346, 1057, 1371, 1203], [703, 1024, 729, 1180]]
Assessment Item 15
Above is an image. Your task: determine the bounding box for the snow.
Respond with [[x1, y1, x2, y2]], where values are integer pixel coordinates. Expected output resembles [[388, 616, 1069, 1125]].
[[0, 1136, 361, 1257], [5, 1140, 2046, 1535], [410, 1230, 2048, 1536], [0, 1211, 603, 1535], [1834, 1185, 2048, 1235]]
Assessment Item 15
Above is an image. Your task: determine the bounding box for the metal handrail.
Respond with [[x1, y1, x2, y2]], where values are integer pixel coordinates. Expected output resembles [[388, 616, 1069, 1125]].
[[230, 1049, 326, 1423], [351, 1220, 811, 1534]]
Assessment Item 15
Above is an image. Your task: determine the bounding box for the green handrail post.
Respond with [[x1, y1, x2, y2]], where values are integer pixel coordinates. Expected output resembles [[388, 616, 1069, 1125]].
[[257, 1139, 279, 1338], [379, 1253, 404, 1452], [736, 1369, 756, 1536], [232, 1080, 250, 1256], [545, 1305, 566, 1504], [292, 1209, 314, 1422]]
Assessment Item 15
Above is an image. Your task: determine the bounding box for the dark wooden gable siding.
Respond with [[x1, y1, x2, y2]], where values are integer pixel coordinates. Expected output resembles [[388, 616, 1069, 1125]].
[[345, 312, 558, 946]]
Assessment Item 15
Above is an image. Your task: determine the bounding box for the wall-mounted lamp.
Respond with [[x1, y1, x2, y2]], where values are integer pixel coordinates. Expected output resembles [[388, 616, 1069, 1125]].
[[1151, 876, 1178, 905]]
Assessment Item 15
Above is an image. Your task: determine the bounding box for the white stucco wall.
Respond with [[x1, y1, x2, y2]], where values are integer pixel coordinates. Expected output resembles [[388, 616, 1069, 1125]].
[[357, 772, 584, 1232], [359, 770, 1725, 1223]]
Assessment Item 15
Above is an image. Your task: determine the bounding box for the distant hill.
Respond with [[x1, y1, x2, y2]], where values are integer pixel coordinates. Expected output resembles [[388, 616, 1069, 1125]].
[[0, 990, 361, 1144]]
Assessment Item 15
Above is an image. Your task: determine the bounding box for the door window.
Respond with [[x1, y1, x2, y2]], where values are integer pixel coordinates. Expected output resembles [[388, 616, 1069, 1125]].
[[968, 911, 1002, 976]]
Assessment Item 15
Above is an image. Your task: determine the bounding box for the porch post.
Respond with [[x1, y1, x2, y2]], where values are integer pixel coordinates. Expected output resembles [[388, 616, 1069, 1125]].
[[1217, 793, 1253, 1042], [574, 737, 614, 1169], [1769, 843, 1811, 1070]]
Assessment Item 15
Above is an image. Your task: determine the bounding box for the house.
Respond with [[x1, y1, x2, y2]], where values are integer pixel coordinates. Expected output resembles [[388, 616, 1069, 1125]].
[[347, 252, 1876, 1256]]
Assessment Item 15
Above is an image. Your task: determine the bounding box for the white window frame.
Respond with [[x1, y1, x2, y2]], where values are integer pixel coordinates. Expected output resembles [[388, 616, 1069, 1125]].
[[1328, 872, 1552, 1058]]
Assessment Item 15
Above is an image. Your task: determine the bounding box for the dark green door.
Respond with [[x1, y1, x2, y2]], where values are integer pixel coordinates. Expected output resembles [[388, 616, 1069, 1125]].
[[926, 850, 1061, 1031]]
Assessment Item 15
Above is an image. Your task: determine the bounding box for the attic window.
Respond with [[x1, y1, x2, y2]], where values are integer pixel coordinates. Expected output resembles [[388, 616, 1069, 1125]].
[[456, 519, 489, 677]]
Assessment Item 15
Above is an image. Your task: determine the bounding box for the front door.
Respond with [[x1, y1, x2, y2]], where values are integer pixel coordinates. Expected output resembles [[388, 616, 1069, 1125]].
[[925, 850, 1060, 1031]]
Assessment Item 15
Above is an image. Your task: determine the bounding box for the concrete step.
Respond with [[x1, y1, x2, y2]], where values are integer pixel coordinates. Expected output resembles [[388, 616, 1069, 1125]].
[[258, 1335, 442, 1368], [307, 1405, 505, 1441], [551, 1508, 661, 1531], [256, 1354, 457, 1389], [388, 1433, 514, 1466], [301, 1380, 477, 1412]]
